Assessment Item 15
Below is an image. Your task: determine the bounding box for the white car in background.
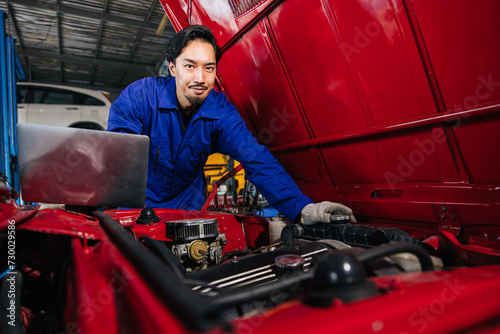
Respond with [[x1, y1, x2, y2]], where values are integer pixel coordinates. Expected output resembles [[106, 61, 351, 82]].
[[17, 82, 111, 130]]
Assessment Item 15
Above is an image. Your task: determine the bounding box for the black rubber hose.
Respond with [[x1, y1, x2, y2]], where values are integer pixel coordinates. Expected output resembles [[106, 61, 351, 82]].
[[91, 210, 224, 332], [0, 270, 25, 334], [281, 224, 302, 248], [219, 250, 250, 263], [357, 242, 434, 271], [139, 236, 185, 279]]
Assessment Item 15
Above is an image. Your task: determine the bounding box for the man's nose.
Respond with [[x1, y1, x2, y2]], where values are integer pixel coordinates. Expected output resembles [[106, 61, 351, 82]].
[[193, 68, 205, 83]]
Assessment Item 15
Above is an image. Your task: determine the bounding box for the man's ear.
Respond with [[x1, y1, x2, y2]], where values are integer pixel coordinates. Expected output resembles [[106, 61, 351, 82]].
[[169, 61, 176, 77]]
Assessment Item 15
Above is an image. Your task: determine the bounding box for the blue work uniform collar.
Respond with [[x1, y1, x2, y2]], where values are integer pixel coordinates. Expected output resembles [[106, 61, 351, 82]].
[[159, 78, 220, 120]]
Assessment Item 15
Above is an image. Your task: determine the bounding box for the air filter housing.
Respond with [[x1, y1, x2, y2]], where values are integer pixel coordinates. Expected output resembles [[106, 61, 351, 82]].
[[165, 218, 219, 243]]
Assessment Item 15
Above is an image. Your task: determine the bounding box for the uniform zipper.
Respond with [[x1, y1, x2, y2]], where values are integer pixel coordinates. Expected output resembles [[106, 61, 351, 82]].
[[154, 146, 160, 176], [168, 111, 197, 195]]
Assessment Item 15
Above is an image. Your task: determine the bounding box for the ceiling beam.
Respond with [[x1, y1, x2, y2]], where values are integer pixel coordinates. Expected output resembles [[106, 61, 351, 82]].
[[7, 0, 159, 30], [6, 1, 33, 79], [56, 0, 65, 83], [6, 3, 24, 50], [115, 0, 158, 88], [17, 48, 157, 73], [90, 0, 110, 86]]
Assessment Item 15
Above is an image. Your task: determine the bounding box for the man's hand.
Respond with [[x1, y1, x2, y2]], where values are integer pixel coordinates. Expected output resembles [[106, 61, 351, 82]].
[[301, 201, 356, 225]]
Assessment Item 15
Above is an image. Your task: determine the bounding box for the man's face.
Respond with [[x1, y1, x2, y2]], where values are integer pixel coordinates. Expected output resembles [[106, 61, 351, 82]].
[[169, 39, 217, 112]]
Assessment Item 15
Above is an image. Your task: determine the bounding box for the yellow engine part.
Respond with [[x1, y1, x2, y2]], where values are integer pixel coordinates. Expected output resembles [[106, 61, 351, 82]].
[[188, 240, 208, 261]]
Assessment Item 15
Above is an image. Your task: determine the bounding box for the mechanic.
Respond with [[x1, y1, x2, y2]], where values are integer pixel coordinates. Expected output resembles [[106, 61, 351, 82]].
[[107, 25, 355, 225]]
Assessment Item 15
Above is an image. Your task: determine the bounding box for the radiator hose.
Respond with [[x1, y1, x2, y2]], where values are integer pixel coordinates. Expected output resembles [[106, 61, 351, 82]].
[[281, 224, 303, 248]]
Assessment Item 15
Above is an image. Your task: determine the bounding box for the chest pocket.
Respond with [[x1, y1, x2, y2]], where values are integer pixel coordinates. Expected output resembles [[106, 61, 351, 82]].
[[147, 140, 172, 196], [176, 141, 212, 183]]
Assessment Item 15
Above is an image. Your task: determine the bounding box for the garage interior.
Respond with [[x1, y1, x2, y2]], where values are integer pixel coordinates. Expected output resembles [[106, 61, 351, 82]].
[[1, 1, 500, 332], [0, 0, 182, 193], [0, 1, 242, 202], [1, 0, 177, 99]]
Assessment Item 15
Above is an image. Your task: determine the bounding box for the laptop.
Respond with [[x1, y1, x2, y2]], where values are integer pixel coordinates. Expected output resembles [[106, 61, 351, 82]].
[[17, 123, 149, 208]]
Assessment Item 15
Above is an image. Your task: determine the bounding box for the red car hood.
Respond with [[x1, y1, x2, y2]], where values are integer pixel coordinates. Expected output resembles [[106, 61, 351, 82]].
[[160, 0, 500, 248]]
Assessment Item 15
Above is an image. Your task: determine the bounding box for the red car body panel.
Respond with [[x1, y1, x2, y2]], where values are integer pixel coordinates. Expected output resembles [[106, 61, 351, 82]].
[[2, 198, 500, 333], [160, 0, 500, 244]]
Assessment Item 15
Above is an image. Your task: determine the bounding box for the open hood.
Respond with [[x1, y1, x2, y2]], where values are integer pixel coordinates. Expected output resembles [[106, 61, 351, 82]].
[[160, 0, 500, 247], [1, 1, 500, 333]]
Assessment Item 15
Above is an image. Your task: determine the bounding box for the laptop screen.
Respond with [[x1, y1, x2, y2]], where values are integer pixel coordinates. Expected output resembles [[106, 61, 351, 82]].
[[17, 123, 149, 208]]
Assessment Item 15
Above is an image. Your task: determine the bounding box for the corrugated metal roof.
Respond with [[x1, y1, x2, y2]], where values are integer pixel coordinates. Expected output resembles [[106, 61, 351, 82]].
[[1, 0, 176, 99]]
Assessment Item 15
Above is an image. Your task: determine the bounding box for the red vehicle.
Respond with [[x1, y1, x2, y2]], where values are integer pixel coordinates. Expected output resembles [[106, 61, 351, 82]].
[[2, 0, 500, 333]]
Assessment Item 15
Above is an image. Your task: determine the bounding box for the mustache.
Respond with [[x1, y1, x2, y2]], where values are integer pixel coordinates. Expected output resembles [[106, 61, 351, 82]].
[[188, 84, 208, 89]]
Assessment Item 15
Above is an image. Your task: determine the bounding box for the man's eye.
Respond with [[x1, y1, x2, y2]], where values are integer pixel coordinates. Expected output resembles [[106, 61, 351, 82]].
[[206, 67, 215, 72], [185, 64, 194, 68]]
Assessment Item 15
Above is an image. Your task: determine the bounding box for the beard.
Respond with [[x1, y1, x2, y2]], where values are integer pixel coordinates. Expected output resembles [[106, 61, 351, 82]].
[[185, 93, 207, 106], [185, 84, 209, 106]]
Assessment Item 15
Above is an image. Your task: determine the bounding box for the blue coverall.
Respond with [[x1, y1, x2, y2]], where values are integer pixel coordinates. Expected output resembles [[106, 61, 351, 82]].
[[107, 76, 313, 221]]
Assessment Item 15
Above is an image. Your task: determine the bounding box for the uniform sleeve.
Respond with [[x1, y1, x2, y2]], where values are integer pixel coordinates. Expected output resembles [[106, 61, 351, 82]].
[[107, 81, 147, 135], [215, 100, 313, 222]]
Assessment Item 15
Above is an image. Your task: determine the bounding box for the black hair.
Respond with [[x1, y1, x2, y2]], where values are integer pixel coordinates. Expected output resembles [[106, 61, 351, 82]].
[[166, 25, 221, 64]]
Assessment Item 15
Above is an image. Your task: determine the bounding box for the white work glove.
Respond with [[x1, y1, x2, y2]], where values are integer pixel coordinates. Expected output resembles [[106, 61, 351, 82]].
[[301, 201, 356, 225]]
